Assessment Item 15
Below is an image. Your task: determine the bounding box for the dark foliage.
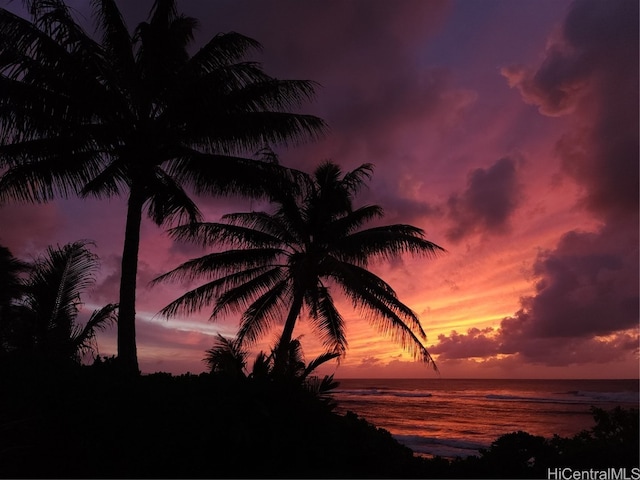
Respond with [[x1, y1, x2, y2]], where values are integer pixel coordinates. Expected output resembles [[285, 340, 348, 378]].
[[0, 0, 325, 375], [0, 368, 426, 478], [426, 406, 640, 479], [156, 161, 445, 371], [0, 241, 116, 367], [1, 366, 637, 479]]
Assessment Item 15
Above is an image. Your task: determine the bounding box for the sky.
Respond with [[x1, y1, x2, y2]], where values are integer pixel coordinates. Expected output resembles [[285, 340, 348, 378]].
[[1, 0, 638, 379]]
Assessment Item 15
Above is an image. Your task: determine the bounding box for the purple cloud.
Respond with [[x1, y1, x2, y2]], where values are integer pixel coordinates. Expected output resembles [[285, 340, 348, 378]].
[[445, 157, 522, 242], [442, 0, 640, 369], [503, 0, 638, 219]]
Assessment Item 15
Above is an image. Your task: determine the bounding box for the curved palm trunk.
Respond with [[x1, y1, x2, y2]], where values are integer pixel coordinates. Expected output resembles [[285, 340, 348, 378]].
[[117, 184, 144, 376], [274, 290, 304, 374]]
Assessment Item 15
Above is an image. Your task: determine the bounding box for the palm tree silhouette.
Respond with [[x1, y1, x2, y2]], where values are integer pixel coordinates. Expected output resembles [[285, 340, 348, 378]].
[[156, 161, 445, 371], [0, 241, 116, 365], [205, 333, 339, 400], [0, 0, 325, 375]]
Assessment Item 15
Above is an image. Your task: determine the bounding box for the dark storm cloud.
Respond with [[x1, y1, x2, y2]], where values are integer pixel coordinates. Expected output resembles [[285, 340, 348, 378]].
[[434, 0, 639, 368], [177, 0, 468, 177], [445, 157, 522, 242], [432, 327, 638, 367], [430, 327, 503, 360], [167, 0, 466, 232], [503, 0, 638, 218], [433, 220, 639, 366], [510, 225, 639, 339]]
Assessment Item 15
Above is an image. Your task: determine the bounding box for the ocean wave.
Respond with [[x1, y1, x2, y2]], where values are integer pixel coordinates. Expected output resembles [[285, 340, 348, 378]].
[[484, 393, 580, 404], [337, 387, 638, 405], [570, 390, 640, 404], [335, 388, 432, 399], [483, 390, 639, 405], [393, 434, 487, 458]]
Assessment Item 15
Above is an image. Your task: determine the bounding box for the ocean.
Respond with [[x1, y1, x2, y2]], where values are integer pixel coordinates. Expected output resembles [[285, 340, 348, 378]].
[[332, 378, 639, 458]]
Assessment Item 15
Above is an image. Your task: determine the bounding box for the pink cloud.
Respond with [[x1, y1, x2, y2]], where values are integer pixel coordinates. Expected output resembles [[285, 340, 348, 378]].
[[439, 0, 640, 371]]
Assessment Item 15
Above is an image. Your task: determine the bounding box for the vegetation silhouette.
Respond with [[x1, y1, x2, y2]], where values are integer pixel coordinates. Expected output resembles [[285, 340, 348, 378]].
[[0, 0, 325, 376], [0, 241, 116, 373], [0, 2, 636, 478], [205, 334, 340, 403], [432, 406, 640, 479], [156, 161, 445, 372], [1, 360, 637, 479]]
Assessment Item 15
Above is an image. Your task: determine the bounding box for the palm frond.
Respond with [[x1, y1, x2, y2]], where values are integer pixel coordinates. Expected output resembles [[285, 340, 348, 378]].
[[144, 166, 202, 225], [308, 287, 347, 355], [157, 266, 283, 319], [303, 351, 341, 380], [211, 267, 288, 320], [204, 333, 247, 376], [328, 259, 426, 338], [334, 224, 445, 266], [322, 204, 384, 239], [168, 221, 285, 249], [336, 271, 436, 369], [91, 0, 131, 55], [90, 0, 135, 84], [0, 244, 30, 306], [222, 212, 301, 247], [185, 31, 262, 75], [0, 154, 104, 203], [26, 241, 99, 330], [236, 279, 290, 345], [340, 163, 374, 195], [166, 150, 300, 199], [224, 78, 321, 113], [79, 159, 129, 199], [154, 249, 282, 286], [9, 1, 109, 99], [192, 111, 326, 153], [70, 302, 117, 360]]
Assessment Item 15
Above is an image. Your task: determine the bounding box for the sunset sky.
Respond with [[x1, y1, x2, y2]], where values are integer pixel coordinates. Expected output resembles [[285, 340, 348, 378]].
[[1, 0, 638, 379]]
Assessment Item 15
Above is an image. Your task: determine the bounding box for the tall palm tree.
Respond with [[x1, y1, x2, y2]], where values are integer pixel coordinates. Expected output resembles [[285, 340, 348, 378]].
[[0, 241, 117, 365], [155, 161, 445, 371], [0, 0, 325, 375]]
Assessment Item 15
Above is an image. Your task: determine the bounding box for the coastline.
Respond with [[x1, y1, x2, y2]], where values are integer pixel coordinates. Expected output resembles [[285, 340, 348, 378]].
[[332, 378, 640, 458], [1, 371, 637, 478]]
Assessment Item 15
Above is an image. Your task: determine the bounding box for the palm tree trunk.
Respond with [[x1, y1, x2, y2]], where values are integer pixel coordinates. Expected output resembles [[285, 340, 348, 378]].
[[274, 290, 304, 373], [117, 184, 144, 376]]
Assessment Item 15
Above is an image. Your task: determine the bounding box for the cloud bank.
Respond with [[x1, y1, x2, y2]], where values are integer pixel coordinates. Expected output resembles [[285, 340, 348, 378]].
[[435, 0, 639, 370]]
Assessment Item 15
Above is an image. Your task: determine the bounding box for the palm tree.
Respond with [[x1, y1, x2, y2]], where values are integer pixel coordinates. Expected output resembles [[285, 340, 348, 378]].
[[204, 333, 249, 379], [0, 241, 117, 365], [205, 333, 339, 401], [0, 0, 325, 375], [155, 161, 445, 371]]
